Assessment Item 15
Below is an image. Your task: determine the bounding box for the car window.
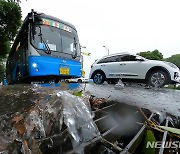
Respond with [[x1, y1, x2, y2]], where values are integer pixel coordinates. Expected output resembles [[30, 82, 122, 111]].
[[120, 55, 136, 61], [97, 58, 105, 64], [97, 56, 119, 64]]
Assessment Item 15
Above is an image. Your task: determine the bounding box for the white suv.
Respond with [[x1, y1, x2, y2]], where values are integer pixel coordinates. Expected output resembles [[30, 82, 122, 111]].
[[65, 77, 89, 83], [89, 53, 180, 87]]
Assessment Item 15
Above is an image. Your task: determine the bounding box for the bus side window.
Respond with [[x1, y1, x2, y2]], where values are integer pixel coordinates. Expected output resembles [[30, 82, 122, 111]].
[[23, 29, 28, 50], [18, 29, 28, 52]]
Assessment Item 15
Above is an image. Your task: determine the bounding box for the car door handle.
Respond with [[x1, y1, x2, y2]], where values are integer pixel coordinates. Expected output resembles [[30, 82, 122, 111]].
[[101, 64, 106, 66], [120, 63, 126, 65]]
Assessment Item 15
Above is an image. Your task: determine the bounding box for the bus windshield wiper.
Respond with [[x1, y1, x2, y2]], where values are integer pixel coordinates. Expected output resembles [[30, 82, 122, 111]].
[[72, 37, 77, 59], [38, 26, 51, 54]]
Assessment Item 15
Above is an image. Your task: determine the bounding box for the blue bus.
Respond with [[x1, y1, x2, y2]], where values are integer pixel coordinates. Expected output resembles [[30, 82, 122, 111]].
[[6, 10, 82, 83]]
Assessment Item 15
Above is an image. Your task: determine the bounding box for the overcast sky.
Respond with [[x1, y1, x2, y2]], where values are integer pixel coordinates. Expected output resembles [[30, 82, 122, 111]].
[[21, 0, 180, 77]]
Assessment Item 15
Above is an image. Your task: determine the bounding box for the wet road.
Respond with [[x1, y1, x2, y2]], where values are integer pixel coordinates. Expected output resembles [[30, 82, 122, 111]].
[[0, 82, 180, 117], [0, 83, 180, 153], [0, 83, 81, 116], [86, 83, 180, 116]]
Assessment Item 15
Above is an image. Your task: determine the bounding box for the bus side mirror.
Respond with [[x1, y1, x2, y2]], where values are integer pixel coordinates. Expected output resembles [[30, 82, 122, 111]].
[[31, 25, 37, 40], [28, 9, 35, 23], [72, 48, 77, 59], [72, 38, 78, 59]]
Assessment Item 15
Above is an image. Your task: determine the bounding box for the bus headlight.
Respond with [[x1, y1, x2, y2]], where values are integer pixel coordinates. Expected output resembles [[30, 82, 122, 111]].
[[32, 63, 37, 68]]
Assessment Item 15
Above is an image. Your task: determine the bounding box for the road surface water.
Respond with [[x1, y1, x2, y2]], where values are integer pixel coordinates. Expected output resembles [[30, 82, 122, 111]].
[[0, 83, 180, 153]]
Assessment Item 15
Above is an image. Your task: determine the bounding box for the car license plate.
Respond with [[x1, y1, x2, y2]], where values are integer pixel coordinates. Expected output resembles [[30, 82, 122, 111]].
[[60, 68, 69, 75]]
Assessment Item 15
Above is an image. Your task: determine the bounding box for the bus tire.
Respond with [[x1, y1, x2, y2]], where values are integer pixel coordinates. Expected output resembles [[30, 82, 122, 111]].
[[16, 69, 21, 83], [55, 79, 59, 83]]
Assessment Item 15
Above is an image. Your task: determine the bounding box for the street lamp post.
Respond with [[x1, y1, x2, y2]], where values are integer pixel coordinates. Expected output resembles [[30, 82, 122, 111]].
[[103, 45, 109, 55]]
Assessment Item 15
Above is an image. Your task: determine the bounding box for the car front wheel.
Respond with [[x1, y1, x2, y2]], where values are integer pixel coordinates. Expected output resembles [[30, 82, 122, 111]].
[[93, 72, 105, 84], [148, 70, 169, 87]]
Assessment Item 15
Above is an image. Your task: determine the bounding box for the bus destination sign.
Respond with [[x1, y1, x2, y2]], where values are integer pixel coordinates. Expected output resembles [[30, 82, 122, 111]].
[[42, 18, 72, 33]]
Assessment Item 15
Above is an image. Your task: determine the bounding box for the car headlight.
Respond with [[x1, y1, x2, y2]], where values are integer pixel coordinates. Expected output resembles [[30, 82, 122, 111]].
[[164, 62, 178, 69]]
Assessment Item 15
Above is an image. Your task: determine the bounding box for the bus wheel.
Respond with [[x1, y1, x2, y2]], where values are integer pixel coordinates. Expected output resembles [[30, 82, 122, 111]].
[[55, 79, 59, 83], [16, 70, 21, 83]]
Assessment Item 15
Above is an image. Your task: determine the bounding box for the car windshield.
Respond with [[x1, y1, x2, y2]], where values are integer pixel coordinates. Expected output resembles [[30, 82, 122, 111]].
[[31, 25, 80, 56]]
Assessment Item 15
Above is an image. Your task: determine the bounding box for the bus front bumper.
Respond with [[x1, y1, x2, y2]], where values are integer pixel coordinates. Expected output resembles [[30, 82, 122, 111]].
[[28, 56, 81, 78]]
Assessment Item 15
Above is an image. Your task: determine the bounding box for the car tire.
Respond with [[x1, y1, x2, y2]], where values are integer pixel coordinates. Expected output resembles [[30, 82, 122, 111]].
[[78, 79, 82, 83], [148, 70, 170, 87], [92, 71, 105, 84], [65, 80, 69, 83]]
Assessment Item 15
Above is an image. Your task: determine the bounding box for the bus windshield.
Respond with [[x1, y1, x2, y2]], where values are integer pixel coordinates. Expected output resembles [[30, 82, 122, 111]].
[[31, 25, 80, 56]]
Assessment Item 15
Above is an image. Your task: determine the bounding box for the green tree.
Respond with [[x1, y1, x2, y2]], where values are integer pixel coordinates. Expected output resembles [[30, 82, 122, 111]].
[[0, 41, 10, 58], [0, 0, 21, 41], [166, 54, 180, 68], [137, 49, 163, 60], [0, 0, 21, 81], [0, 63, 5, 80], [7, 0, 21, 3]]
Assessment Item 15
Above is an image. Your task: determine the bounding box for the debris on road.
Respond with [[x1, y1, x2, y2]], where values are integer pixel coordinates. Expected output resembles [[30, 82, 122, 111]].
[[89, 95, 110, 110], [0, 84, 180, 153], [114, 79, 124, 90]]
